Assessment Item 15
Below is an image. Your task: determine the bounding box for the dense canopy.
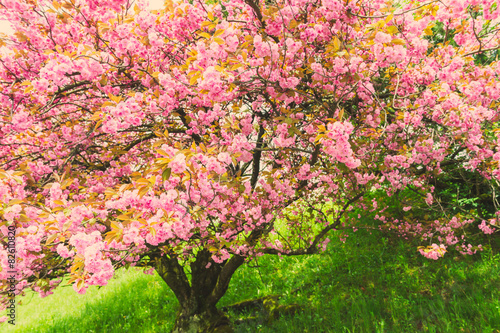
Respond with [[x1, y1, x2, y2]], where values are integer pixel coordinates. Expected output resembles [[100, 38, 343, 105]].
[[1, 0, 499, 331]]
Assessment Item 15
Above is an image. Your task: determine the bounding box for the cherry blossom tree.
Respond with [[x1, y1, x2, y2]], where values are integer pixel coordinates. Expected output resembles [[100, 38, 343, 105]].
[[1, 0, 500, 331]]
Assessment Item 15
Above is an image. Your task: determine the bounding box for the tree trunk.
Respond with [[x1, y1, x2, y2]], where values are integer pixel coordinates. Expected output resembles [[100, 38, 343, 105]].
[[171, 300, 231, 333], [154, 251, 245, 333]]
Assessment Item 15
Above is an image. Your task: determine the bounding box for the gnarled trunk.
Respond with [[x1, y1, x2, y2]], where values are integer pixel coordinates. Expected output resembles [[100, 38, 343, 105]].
[[171, 300, 230, 333], [154, 250, 244, 333]]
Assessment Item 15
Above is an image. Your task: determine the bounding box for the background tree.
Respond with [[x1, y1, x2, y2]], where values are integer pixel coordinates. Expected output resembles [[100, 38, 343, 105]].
[[1, 0, 500, 331]]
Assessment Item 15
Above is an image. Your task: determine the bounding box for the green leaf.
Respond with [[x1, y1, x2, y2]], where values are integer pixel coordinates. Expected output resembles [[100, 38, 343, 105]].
[[162, 168, 172, 181]]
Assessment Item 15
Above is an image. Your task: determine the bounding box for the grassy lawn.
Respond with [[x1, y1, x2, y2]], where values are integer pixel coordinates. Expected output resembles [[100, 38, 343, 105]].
[[3, 229, 500, 332]]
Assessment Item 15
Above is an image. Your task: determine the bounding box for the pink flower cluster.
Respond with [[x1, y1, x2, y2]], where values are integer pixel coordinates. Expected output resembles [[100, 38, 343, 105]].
[[322, 121, 361, 169], [419, 244, 447, 260]]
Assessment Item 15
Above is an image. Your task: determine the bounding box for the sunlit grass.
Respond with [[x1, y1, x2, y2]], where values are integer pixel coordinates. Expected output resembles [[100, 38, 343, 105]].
[[2, 269, 176, 333]]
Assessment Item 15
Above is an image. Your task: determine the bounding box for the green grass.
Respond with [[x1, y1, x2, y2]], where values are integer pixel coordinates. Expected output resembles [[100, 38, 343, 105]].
[[3, 229, 500, 332], [1, 269, 177, 332]]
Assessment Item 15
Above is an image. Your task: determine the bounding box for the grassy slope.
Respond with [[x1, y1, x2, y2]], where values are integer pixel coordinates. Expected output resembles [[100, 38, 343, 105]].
[[2, 229, 500, 333]]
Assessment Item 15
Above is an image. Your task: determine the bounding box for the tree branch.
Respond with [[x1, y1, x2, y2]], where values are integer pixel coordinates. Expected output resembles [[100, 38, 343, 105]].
[[154, 255, 191, 304], [251, 125, 266, 188]]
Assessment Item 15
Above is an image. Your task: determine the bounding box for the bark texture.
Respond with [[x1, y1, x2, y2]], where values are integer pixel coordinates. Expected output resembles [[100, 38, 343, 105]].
[[154, 251, 245, 333]]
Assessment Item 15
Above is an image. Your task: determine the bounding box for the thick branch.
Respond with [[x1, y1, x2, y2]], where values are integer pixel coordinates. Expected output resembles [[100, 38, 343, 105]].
[[118, 132, 156, 158], [206, 255, 245, 306], [175, 108, 202, 144], [54, 80, 91, 95], [154, 256, 191, 304], [251, 125, 266, 188], [243, 0, 263, 24]]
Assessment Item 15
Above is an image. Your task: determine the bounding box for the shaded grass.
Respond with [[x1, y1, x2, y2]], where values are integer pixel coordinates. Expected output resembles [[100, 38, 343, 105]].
[[3, 229, 500, 332], [223, 233, 500, 332]]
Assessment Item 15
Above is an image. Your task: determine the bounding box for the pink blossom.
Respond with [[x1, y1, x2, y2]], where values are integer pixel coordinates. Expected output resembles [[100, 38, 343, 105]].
[[169, 154, 187, 174], [479, 220, 495, 235], [374, 32, 391, 44], [419, 244, 447, 260]]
